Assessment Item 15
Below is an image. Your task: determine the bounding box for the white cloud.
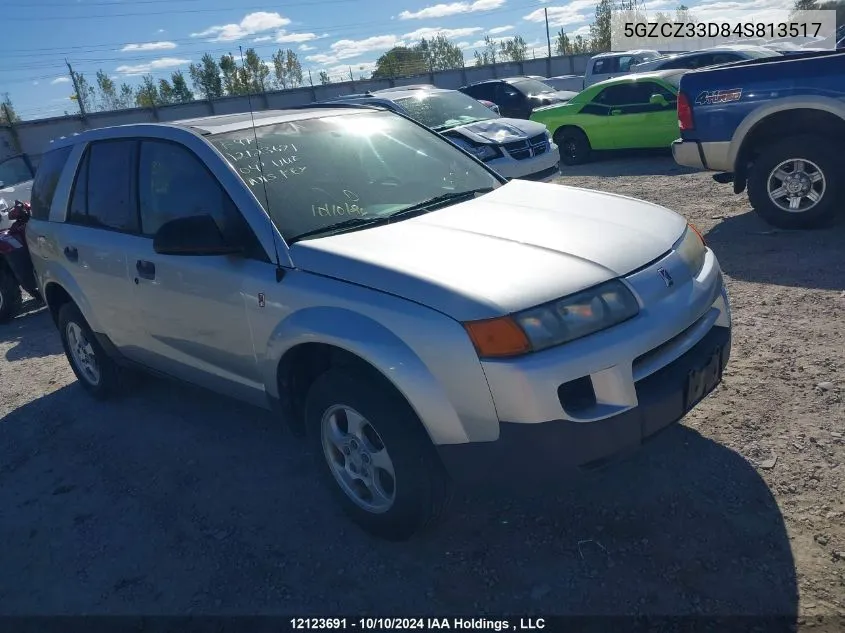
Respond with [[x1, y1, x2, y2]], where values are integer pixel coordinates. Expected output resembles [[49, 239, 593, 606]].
[[325, 60, 378, 80], [523, 0, 595, 27], [456, 40, 472, 49], [121, 41, 177, 52], [191, 11, 290, 42], [299, 44, 316, 51], [157, 28, 166, 34], [51, 77, 71, 84], [253, 36, 273, 43], [466, 35, 509, 49], [115, 57, 191, 76], [399, 0, 504, 20], [276, 31, 320, 43], [33, 81, 39, 86], [403, 26, 482, 40], [488, 24, 513, 34], [306, 35, 402, 64]]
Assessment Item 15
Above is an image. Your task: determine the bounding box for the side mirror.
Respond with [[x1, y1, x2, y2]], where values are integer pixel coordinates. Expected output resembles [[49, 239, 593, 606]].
[[649, 93, 669, 107], [153, 214, 242, 256]]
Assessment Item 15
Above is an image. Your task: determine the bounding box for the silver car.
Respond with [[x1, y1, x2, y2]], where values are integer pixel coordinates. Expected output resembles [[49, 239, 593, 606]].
[[27, 106, 731, 540]]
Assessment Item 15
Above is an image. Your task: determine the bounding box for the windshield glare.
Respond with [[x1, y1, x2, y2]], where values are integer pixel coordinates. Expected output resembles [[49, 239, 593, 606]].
[[210, 111, 501, 242], [394, 91, 497, 129], [510, 78, 556, 95]]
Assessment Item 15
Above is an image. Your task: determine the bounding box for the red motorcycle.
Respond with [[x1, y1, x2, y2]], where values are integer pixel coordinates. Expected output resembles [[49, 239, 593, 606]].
[[0, 199, 42, 323]]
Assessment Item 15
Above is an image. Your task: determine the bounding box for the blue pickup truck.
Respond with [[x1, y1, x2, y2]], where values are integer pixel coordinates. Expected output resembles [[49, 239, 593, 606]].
[[672, 50, 845, 229]]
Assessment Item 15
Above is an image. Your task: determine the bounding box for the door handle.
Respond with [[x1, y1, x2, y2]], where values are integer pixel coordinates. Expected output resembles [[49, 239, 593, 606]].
[[64, 246, 78, 262], [136, 259, 155, 280], [611, 109, 623, 116]]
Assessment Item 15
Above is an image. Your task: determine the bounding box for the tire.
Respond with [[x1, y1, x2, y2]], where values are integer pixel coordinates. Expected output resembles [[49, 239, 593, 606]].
[[58, 303, 120, 399], [555, 127, 591, 166], [0, 269, 22, 324], [747, 135, 842, 230], [305, 369, 452, 541]]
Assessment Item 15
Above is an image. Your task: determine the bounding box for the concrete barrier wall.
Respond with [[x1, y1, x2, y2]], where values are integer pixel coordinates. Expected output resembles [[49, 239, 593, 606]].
[[1, 53, 595, 162]]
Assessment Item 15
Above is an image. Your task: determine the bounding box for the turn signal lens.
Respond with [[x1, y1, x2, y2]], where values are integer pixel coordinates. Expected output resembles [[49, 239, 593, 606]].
[[464, 317, 532, 358], [688, 222, 706, 246]]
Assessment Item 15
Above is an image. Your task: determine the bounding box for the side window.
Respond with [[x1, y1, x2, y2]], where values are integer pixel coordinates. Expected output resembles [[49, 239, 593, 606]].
[[68, 148, 89, 224], [29, 147, 71, 221], [466, 83, 495, 101], [617, 56, 636, 72], [496, 83, 522, 103], [711, 53, 741, 65], [592, 84, 639, 106], [137, 140, 262, 255], [85, 140, 138, 232], [591, 58, 619, 75]]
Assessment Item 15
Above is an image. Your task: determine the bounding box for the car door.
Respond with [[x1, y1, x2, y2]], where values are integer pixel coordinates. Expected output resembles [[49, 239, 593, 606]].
[[494, 83, 530, 118], [587, 56, 620, 86], [592, 81, 677, 149], [56, 140, 139, 349], [122, 138, 272, 404], [587, 83, 643, 149]]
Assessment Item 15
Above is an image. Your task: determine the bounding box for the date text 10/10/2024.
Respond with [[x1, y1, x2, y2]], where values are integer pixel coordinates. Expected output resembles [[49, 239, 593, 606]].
[[290, 618, 546, 630]]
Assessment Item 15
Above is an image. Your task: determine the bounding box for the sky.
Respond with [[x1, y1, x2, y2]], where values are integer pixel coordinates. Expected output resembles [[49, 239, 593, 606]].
[[1, 0, 800, 120]]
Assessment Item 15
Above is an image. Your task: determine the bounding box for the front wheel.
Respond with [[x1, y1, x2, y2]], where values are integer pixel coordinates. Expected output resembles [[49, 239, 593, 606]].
[[0, 269, 22, 324], [305, 369, 452, 540], [747, 135, 842, 230], [554, 127, 591, 166]]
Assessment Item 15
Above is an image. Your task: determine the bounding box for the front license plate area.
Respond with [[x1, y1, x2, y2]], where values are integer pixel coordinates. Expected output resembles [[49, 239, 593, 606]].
[[685, 347, 722, 412]]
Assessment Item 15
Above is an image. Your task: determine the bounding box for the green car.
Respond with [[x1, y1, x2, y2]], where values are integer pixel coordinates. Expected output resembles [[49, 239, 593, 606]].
[[530, 69, 685, 165]]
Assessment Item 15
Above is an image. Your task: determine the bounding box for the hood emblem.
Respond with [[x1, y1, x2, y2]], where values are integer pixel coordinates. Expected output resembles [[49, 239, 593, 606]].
[[657, 267, 674, 287]]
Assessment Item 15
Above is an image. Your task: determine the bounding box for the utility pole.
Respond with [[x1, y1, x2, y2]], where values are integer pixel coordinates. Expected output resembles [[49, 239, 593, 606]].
[[65, 59, 86, 116], [544, 7, 552, 58], [308, 69, 314, 86]]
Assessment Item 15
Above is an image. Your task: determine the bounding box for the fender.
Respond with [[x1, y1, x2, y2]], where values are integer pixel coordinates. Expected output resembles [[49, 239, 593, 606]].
[[262, 306, 473, 445], [730, 96, 845, 171], [41, 270, 102, 334]]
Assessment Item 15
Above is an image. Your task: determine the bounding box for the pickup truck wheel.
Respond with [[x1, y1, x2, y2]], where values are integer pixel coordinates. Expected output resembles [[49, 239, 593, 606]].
[[747, 136, 841, 229], [0, 270, 22, 323], [305, 369, 452, 540], [58, 303, 120, 399], [555, 128, 591, 166]]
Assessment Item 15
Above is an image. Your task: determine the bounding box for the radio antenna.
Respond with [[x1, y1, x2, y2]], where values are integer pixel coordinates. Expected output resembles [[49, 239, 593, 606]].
[[239, 45, 285, 282]]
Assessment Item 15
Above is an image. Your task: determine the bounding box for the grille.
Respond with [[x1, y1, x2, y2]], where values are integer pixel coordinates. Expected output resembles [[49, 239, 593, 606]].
[[503, 134, 549, 161]]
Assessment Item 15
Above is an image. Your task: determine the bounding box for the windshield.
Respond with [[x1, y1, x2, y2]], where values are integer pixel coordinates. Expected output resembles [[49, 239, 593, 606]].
[[210, 110, 501, 243], [0, 156, 33, 188], [394, 90, 497, 130], [509, 78, 556, 95]]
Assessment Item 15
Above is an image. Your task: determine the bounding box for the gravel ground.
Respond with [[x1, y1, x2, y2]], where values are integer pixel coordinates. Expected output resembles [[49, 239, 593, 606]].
[[0, 154, 843, 625]]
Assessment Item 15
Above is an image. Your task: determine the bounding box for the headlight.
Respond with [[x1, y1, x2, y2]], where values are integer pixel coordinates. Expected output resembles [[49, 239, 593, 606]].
[[450, 137, 498, 161], [464, 280, 640, 358], [675, 223, 707, 277]]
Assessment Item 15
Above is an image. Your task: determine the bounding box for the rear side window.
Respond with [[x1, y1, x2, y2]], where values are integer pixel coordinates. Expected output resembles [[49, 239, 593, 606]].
[[463, 83, 496, 101], [68, 140, 138, 232], [591, 58, 620, 74], [30, 147, 71, 221]]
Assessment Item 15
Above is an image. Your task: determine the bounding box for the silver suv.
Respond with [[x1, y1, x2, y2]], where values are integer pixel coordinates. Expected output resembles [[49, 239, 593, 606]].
[[27, 105, 732, 540]]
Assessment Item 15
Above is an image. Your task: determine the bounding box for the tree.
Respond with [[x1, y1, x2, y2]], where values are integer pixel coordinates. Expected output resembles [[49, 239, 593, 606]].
[[0, 93, 19, 124], [318, 70, 331, 85], [272, 49, 304, 89], [554, 29, 571, 55], [793, 0, 817, 7], [419, 34, 464, 70], [169, 70, 194, 103], [571, 34, 589, 54], [473, 36, 500, 66], [589, 0, 613, 53], [95, 70, 117, 111], [241, 48, 270, 93], [499, 35, 528, 61], [158, 78, 175, 105], [70, 70, 96, 115], [219, 54, 245, 96], [189, 53, 224, 101], [135, 74, 159, 108], [372, 46, 427, 78]]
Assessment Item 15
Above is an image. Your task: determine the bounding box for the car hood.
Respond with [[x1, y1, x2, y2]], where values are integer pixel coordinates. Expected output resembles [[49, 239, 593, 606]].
[[0, 179, 33, 230], [445, 118, 548, 144], [290, 180, 687, 322], [530, 90, 578, 103]]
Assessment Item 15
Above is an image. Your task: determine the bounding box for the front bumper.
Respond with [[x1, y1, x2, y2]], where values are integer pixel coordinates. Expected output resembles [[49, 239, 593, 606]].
[[438, 324, 731, 485]]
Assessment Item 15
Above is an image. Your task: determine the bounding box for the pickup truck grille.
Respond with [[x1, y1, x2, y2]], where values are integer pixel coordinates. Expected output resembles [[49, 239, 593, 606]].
[[503, 133, 549, 161]]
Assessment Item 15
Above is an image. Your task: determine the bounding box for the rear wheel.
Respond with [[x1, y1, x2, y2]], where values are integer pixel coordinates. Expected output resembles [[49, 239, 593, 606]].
[[555, 127, 591, 166], [747, 135, 842, 229], [58, 303, 120, 399], [305, 369, 452, 540], [0, 268, 22, 324]]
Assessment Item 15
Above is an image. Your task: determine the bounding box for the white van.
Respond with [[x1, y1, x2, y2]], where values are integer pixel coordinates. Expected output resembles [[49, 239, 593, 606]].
[[584, 50, 661, 87]]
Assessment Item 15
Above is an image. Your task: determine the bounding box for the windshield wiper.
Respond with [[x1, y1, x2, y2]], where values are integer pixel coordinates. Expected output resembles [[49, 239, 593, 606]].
[[288, 216, 387, 243], [386, 187, 495, 219]]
